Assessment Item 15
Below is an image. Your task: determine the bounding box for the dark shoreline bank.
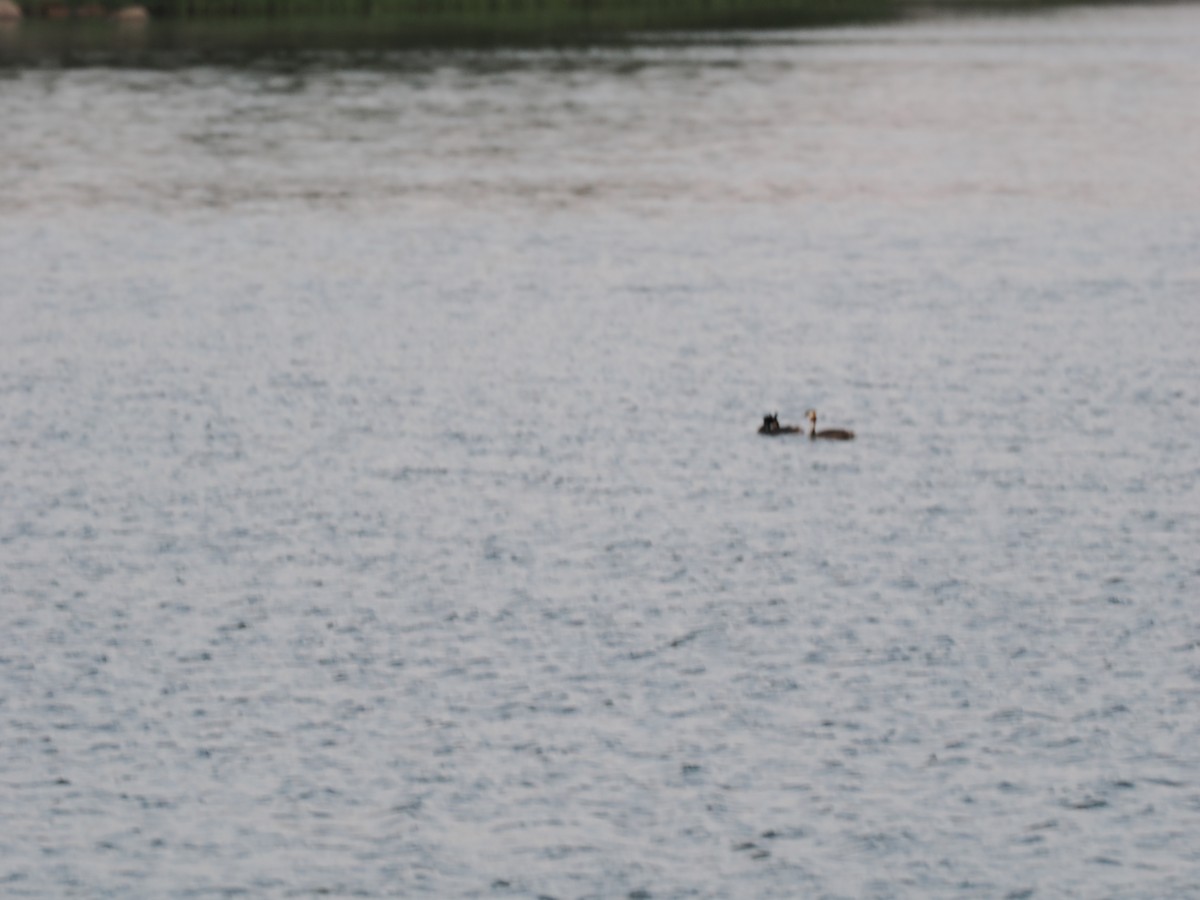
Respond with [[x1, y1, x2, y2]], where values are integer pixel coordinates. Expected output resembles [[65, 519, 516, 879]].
[[0, 0, 1168, 64]]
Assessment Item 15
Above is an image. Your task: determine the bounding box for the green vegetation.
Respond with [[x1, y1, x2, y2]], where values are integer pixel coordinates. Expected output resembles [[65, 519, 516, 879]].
[[165, 0, 902, 35], [18, 0, 896, 23], [155, 0, 885, 21], [0, 0, 1151, 62], [2, 0, 904, 59]]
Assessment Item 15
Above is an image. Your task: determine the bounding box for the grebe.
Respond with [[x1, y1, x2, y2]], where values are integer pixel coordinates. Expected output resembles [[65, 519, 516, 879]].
[[805, 409, 854, 441], [758, 413, 802, 436]]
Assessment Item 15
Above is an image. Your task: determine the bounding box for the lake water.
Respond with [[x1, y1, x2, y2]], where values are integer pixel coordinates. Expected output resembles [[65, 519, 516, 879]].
[[2, 5, 1200, 897]]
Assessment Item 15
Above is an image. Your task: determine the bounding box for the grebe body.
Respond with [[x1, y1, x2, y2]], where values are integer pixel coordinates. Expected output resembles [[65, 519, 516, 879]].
[[758, 413, 802, 436], [805, 409, 854, 441]]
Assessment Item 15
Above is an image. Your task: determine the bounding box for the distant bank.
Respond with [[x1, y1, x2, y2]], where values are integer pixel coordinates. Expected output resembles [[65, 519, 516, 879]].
[[4, 0, 897, 25], [0, 0, 904, 61], [0, 0, 902, 22], [0, 0, 1103, 24], [0, 0, 1124, 60]]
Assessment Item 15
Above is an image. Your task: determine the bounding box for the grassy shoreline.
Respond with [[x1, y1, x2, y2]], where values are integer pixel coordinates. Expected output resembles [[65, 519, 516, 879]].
[[1, 0, 907, 60], [9, 0, 899, 19], [4, 0, 1113, 20], [0, 0, 1149, 61]]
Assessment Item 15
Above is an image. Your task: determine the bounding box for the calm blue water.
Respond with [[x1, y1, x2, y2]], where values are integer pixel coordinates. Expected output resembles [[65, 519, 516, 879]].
[[2, 6, 1200, 897]]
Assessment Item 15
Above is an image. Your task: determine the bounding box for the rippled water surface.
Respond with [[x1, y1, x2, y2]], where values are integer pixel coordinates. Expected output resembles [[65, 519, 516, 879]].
[[3, 6, 1200, 897]]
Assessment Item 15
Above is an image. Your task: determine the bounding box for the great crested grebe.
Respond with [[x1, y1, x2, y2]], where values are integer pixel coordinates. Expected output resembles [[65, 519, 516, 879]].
[[805, 409, 854, 441], [758, 413, 802, 435]]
